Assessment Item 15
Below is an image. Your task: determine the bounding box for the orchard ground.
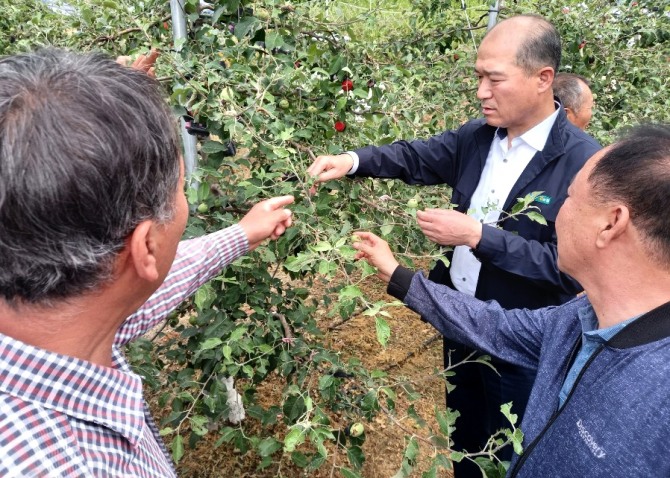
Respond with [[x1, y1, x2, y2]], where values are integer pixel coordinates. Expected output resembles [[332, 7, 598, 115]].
[[148, 268, 453, 478]]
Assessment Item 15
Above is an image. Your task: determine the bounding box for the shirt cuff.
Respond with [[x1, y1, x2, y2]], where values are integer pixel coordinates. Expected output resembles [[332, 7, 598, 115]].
[[471, 224, 499, 260], [345, 151, 359, 175], [386, 266, 416, 301]]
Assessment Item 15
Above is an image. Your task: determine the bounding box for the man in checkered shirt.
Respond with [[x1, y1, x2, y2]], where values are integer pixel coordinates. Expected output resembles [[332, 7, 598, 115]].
[[0, 48, 294, 477]]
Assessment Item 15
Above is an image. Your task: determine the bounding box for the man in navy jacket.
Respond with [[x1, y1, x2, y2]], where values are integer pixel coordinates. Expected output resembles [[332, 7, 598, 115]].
[[352, 124, 670, 478], [308, 14, 600, 475]]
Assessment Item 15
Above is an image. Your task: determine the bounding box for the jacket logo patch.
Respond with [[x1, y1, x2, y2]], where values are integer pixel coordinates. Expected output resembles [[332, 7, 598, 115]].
[[576, 419, 607, 459], [535, 195, 552, 205]]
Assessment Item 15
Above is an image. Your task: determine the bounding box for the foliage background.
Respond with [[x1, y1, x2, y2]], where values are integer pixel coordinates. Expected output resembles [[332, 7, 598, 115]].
[[1, 0, 669, 476]]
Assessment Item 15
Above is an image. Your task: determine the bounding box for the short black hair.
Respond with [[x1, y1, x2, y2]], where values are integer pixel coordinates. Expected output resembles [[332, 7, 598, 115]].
[[589, 124, 670, 264]]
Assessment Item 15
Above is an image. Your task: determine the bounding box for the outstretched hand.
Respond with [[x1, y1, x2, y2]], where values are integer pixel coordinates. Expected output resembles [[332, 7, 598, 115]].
[[352, 232, 399, 283], [416, 209, 482, 248], [116, 48, 159, 77], [239, 196, 295, 250], [306, 153, 354, 187]]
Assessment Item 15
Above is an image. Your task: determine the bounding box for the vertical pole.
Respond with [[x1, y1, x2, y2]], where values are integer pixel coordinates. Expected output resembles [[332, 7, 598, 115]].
[[170, 0, 199, 185], [487, 0, 500, 31]]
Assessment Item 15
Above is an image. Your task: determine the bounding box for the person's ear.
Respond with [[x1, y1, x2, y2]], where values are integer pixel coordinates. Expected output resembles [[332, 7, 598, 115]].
[[564, 107, 577, 123], [128, 220, 160, 282], [538, 67, 554, 93], [596, 205, 630, 248]]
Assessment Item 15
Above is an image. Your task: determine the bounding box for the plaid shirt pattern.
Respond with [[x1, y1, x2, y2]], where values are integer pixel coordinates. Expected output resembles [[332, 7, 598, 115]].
[[0, 225, 248, 477]]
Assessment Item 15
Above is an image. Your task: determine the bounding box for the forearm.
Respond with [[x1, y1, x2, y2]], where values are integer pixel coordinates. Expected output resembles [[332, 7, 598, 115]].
[[353, 130, 460, 185], [393, 272, 544, 370]]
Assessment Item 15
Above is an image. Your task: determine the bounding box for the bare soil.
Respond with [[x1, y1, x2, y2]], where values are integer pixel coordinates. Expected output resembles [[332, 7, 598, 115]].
[[149, 273, 453, 478]]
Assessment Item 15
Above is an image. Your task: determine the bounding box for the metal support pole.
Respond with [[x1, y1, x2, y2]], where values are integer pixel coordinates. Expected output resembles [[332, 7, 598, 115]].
[[487, 0, 500, 31], [170, 0, 199, 185]]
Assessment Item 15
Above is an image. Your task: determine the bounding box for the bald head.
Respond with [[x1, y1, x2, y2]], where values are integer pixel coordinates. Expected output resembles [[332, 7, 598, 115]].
[[484, 15, 562, 77]]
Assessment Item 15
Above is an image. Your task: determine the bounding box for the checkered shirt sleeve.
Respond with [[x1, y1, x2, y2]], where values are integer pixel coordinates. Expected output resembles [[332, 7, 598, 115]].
[[0, 225, 248, 477]]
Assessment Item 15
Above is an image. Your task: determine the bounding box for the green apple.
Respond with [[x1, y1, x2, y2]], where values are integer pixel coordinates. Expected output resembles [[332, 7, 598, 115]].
[[349, 422, 364, 437]]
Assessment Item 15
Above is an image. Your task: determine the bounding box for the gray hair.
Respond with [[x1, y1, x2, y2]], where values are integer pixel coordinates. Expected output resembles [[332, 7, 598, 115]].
[[554, 73, 590, 112], [0, 48, 181, 304]]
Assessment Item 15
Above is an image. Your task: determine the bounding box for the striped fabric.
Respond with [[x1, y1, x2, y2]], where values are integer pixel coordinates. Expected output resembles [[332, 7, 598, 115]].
[[0, 225, 248, 477]]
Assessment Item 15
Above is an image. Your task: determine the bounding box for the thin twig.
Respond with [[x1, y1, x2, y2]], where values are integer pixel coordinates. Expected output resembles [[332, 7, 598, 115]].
[[92, 14, 172, 44], [383, 332, 442, 371], [273, 312, 294, 340], [288, 140, 317, 162]]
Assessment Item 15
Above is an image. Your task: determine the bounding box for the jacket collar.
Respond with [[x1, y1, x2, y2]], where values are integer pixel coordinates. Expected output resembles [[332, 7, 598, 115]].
[[608, 300, 670, 348]]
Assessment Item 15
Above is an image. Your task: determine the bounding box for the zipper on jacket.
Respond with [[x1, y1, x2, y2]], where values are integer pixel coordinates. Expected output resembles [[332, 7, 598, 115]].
[[509, 341, 605, 477]]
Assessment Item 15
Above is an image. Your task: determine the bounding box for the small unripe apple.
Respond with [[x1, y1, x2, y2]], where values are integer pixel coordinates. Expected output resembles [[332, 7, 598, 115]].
[[279, 99, 290, 109], [197, 203, 209, 213], [407, 198, 419, 209], [167, 310, 179, 327], [307, 105, 318, 114], [349, 422, 364, 437]]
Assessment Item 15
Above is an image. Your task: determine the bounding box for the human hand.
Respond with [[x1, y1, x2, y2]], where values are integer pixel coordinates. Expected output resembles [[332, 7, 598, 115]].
[[238, 196, 295, 250], [416, 209, 482, 248], [352, 231, 400, 283], [306, 153, 354, 186], [116, 48, 159, 77]]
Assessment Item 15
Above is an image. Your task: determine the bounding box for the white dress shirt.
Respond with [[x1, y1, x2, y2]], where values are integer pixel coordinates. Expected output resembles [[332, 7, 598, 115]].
[[346, 106, 559, 296], [450, 108, 559, 295]]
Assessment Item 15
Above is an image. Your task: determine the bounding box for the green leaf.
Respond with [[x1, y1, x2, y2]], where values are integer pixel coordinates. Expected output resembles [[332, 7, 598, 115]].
[[526, 211, 547, 225], [339, 285, 362, 299], [265, 30, 284, 51], [346, 445, 365, 469], [171, 435, 184, 463], [500, 402, 518, 427], [199, 337, 223, 350], [511, 428, 524, 455], [228, 326, 247, 342], [283, 395, 307, 423], [234, 16, 259, 40], [200, 140, 229, 154], [449, 451, 464, 462], [311, 241, 333, 252], [190, 415, 209, 436], [284, 427, 306, 453], [257, 437, 282, 457], [380, 224, 394, 236], [340, 467, 363, 478], [375, 316, 391, 348]]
